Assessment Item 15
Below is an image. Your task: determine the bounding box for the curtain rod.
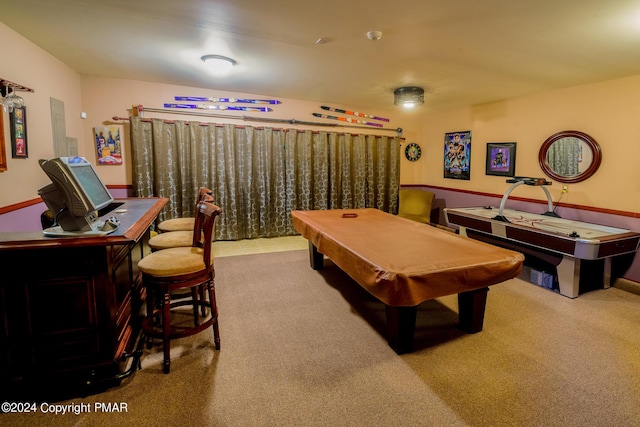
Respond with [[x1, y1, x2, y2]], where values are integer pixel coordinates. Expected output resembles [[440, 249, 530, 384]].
[[112, 104, 403, 137]]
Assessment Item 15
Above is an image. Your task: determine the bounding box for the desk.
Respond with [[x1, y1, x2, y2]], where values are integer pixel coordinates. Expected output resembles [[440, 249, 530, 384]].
[[444, 207, 640, 298], [291, 208, 524, 353], [0, 197, 167, 399]]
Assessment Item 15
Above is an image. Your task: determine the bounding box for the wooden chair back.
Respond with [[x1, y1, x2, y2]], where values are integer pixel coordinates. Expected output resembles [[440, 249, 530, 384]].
[[191, 201, 223, 269]]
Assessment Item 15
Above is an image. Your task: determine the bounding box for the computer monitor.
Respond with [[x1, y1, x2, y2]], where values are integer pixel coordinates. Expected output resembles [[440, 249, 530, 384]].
[[38, 156, 114, 232]]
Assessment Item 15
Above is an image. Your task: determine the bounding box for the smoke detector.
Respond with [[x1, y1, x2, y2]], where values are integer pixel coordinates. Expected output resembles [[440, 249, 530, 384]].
[[366, 31, 383, 41]]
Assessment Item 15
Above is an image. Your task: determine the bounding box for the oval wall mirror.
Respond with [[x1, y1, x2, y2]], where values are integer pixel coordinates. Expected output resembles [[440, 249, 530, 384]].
[[538, 130, 602, 183]]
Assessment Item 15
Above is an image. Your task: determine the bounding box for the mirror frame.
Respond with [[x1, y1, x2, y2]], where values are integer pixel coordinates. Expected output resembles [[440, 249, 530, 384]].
[[538, 130, 602, 183]]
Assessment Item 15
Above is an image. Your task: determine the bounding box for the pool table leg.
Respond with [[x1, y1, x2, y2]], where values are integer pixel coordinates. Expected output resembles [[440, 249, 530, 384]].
[[458, 287, 489, 333], [385, 305, 418, 354], [309, 242, 324, 270]]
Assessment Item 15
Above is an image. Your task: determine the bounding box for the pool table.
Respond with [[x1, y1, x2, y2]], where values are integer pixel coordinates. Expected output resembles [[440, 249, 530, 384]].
[[291, 208, 524, 353]]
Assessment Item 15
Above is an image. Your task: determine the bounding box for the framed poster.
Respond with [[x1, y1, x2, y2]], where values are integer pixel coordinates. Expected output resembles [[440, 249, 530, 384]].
[[486, 142, 516, 177], [10, 106, 27, 158], [94, 125, 123, 165], [444, 131, 471, 180]]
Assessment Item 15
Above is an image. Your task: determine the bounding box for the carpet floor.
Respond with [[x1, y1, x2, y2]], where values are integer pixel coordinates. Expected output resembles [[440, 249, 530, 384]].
[[4, 249, 640, 426]]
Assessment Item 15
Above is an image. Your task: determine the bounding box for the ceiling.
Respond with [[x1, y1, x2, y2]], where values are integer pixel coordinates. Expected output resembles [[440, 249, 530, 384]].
[[2, 0, 640, 113]]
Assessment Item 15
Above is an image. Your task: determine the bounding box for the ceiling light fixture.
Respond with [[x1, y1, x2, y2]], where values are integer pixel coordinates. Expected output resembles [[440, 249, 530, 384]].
[[394, 86, 424, 108], [201, 54, 237, 74], [366, 30, 383, 41]]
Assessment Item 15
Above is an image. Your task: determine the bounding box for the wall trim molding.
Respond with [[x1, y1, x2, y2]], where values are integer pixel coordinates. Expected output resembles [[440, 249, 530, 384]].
[[3, 183, 637, 220], [613, 278, 640, 296], [0, 184, 132, 214], [0, 197, 42, 215], [402, 184, 640, 219]]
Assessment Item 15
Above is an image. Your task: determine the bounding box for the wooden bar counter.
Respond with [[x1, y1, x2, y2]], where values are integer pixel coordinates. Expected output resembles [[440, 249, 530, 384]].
[[0, 197, 167, 400]]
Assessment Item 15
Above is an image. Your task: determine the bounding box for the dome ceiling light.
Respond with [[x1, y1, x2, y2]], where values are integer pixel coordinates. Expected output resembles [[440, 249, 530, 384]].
[[394, 86, 424, 108], [201, 54, 237, 75], [366, 30, 382, 41]]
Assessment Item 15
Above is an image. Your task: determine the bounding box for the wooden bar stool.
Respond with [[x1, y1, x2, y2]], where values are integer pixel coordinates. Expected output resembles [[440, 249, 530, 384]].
[[149, 192, 215, 250], [139, 201, 222, 374], [157, 187, 213, 233], [148, 193, 216, 318]]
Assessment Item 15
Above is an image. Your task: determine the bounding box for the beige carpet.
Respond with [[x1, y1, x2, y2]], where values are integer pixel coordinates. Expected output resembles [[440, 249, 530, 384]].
[[5, 249, 640, 426]]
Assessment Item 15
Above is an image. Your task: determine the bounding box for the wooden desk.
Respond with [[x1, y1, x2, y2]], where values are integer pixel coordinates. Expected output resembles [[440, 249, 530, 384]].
[[0, 197, 167, 399], [444, 207, 640, 298], [291, 208, 524, 353]]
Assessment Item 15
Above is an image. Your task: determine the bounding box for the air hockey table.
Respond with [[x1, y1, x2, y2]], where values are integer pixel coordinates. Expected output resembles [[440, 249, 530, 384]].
[[444, 206, 640, 298]]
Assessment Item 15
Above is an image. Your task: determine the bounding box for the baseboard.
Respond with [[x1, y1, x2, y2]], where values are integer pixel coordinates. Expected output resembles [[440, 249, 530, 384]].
[[613, 278, 640, 296]]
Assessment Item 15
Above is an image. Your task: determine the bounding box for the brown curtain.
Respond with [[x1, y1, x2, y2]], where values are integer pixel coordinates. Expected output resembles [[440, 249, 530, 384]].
[[130, 117, 400, 240]]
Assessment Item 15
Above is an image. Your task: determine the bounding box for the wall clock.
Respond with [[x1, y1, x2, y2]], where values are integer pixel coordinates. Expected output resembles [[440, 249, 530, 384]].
[[405, 142, 421, 161]]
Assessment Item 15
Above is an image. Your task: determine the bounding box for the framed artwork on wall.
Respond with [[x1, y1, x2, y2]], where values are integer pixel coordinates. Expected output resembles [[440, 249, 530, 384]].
[[486, 142, 516, 177], [10, 106, 27, 158], [0, 109, 7, 171], [94, 125, 123, 165], [444, 131, 471, 180]]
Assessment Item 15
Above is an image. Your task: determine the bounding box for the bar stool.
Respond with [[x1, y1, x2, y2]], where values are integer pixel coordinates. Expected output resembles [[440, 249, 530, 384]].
[[139, 201, 223, 374], [156, 187, 213, 233], [148, 193, 216, 318], [149, 192, 215, 251]]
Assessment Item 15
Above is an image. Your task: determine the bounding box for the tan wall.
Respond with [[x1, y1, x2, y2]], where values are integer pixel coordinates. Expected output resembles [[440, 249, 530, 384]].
[[1, 23, 422, 209], [79, 77, 423, 188], [402, 75, 640, 213], [0, 23, 84, 207]]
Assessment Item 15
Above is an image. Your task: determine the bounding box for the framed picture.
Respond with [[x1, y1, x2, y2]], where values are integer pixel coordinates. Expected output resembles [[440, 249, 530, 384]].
[[444, 131, 471, 180], [10, 106, 28, 158], [0, 109, 7, 171], [486, 142, 516, 176], [94, 125, 123, 165]]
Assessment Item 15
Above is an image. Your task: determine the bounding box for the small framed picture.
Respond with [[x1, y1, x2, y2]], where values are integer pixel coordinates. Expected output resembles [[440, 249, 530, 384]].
[[10, 106, 28, 159], [0, 109, 7, 171], [94, 125, 123, 165], [486, 142, 516, 177]]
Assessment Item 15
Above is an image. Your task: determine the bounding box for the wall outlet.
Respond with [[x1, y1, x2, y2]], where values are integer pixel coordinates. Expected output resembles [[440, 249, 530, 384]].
[[562, 185, 569, 193]]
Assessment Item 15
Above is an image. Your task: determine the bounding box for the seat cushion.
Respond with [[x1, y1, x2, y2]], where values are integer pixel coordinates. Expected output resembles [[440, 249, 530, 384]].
[[157, 217, 195, 232], [148, 231, 193, 250], [398, 190, 435, 224], [138, 247, 214, 277]]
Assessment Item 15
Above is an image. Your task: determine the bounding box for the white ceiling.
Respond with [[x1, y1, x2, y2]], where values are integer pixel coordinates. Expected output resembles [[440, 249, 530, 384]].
[[2, 0, 640, 112]]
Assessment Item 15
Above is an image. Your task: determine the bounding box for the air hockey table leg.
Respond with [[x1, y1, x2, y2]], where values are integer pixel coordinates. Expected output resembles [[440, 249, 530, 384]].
[[557, 256, 580, 298], [603, 258, 612, 289]]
